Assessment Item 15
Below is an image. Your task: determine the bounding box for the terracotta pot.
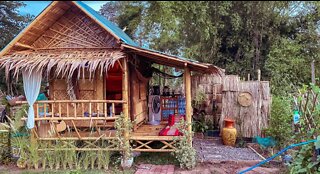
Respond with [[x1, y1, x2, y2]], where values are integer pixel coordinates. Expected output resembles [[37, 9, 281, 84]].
[[222, 118, 237, 146]]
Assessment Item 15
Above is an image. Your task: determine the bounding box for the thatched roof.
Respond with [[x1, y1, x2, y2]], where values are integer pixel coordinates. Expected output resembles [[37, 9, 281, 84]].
[[1, 49, 124, 79]]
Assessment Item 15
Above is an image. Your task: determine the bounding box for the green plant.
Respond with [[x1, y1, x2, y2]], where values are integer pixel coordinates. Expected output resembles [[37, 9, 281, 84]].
[[285, 84, 320, 173], [114, 112, 133, 162], [172, 119, 196, 169], [264, 96, 292, 149], [192, 120, 208, 133], [289, 144, 320, 173]]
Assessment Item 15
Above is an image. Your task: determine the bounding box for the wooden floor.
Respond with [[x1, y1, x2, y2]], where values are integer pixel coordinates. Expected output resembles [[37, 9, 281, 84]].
[[131, 121, 175, 141], [37, 121, 175, 141], [132, 122, 167, 136]]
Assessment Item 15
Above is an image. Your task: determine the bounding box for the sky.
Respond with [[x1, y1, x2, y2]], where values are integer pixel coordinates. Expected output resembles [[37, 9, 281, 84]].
[[19, 1, 108, 16]]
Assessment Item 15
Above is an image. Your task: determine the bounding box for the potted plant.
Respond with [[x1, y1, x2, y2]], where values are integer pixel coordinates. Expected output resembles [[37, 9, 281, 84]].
[[193, 121, 208, 138], [205, 120, 220, 138]]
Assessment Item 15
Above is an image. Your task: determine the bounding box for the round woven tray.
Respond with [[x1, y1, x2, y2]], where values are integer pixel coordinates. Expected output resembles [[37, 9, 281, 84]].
[[238, 92, 253, 107]]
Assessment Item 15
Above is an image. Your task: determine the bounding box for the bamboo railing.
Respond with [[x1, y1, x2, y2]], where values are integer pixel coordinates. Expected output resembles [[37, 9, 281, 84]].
[[17, 100, 125, 121]]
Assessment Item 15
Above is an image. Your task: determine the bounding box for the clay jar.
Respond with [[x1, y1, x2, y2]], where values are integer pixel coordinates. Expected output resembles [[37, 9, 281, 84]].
[[222, 118, 237, 146]]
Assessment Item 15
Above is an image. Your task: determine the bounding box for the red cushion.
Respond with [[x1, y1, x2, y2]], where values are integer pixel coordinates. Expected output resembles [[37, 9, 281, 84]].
[[168, 114, 175, 126], [159, 114, 186, 136]]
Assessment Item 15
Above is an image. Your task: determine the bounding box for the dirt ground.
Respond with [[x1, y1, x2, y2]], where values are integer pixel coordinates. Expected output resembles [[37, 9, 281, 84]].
[[175, 160, 285, 174], [0, 160, 285, 174]]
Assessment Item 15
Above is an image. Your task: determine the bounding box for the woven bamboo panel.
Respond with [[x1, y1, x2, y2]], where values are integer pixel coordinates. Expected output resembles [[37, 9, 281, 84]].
[[220, 76, 271, 138], [32, 6, 118, 49]]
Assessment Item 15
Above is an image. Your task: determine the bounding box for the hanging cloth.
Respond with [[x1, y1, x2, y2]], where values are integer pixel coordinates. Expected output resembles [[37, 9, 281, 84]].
[[22, 69, 42, 129]]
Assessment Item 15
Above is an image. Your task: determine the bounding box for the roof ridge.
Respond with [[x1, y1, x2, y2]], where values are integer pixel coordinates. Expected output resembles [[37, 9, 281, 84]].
[[73, 1, 138, 46]]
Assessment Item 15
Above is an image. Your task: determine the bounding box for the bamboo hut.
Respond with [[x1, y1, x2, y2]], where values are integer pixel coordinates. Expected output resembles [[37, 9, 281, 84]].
[[0, 1, 222, 152]]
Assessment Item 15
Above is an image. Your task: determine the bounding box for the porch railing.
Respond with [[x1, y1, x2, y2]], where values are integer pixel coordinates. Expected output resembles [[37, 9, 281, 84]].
[[17, 100, 125, 121]]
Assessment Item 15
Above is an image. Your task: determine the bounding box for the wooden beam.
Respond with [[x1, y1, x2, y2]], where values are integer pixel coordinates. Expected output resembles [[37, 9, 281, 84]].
[[121, 44, 209, 69], [0, 1, 59, 57], [184, 66, 192, 147], [21, 117, 118, 121], [15, 42, 36, 50], [132, 149, 175, 152]]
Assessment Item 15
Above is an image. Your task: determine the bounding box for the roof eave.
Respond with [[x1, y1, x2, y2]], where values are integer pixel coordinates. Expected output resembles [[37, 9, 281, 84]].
[[0, 1, 58, 57]]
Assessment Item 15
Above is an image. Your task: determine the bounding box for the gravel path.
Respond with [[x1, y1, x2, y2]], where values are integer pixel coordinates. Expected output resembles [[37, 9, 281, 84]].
[[193, 137, 262, 162]]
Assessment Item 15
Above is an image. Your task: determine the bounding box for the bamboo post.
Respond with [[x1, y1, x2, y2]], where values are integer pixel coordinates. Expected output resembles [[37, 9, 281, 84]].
[[66, 104, 69, 117], [112, 103, 115, 117], [122, 58, 130, 159], [36, 103, 39, 118], [89, 102, 92, 117], [104, 103, 107, 118], [311, 60, 315, 84], [44, 103, 47, 118], [184, 65, 192, 147], [97, 102, 100, 117]]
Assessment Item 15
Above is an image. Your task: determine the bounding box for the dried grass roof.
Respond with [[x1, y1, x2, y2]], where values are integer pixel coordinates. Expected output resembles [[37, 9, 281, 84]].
[[0, 49, 125, 79]]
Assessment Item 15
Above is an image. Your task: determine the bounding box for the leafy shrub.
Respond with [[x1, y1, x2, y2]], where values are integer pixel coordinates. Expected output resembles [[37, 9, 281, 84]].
[[172, 119, 196, 169], [264, 96, 292, 149]]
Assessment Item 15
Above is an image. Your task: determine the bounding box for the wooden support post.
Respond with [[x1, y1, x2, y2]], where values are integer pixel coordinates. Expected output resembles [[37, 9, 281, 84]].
[[122, 58, 129, 122], [311, 60, 315, 84], [184, 65, 192, 147], [122, 58, 130, 159], [257, 69, 261, 81]]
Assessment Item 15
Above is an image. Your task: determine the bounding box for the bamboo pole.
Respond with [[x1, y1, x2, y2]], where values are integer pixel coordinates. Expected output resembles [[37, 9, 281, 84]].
[[311, 60, 315, 84], [122, 58, 130, 159], [112, 103, 115, 117], [184, 65, 192, 147], [36, 103, 39, 118], [21, 117, 118, 121], [104, 103, 107, 118], [16, 100, 126, 104]]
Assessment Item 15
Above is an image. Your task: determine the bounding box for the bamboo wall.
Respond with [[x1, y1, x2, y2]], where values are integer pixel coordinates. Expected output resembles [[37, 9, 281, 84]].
[[129, 63, 148, 130], [49, 69, 104, 115], [192, 73, 271, 138], [220, 75, 271, 138], [191, 73, 223, 128]]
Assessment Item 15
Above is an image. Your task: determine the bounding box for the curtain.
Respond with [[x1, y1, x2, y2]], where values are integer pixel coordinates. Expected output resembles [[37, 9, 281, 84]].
[[22, 69, 42, 129]]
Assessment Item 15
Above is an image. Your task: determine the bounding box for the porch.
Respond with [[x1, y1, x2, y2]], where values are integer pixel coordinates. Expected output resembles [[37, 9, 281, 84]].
[[17, 99, 178, 152]]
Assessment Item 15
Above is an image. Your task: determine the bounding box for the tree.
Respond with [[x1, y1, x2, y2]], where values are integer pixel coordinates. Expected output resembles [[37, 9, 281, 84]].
[[99, 1, 319, 93], [0, 1, 32, 95]]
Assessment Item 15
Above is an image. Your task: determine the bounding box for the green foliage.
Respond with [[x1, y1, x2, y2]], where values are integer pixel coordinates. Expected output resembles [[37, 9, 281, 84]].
[[265, 38, 312, 96], [192, 89, 206, 109], [289, 144, 320, 174], [287, 84, 320, 173], [264, 96, 293, 149], [192, 112, 208, 133], [114, 112, 133, 161], [172, 119, 196, 169], [0, 1, 32, 95], [99, 1, 320, 94]]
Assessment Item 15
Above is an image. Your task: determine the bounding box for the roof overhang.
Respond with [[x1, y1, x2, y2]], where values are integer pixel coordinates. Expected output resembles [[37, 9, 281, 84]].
[[121, 44, 223, 75], [0, 49, 125, 79]]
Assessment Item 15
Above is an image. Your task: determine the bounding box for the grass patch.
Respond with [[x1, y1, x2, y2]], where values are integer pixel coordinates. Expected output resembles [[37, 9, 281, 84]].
[[134, 152, 179, 166], [0, 168, 134, 174]]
